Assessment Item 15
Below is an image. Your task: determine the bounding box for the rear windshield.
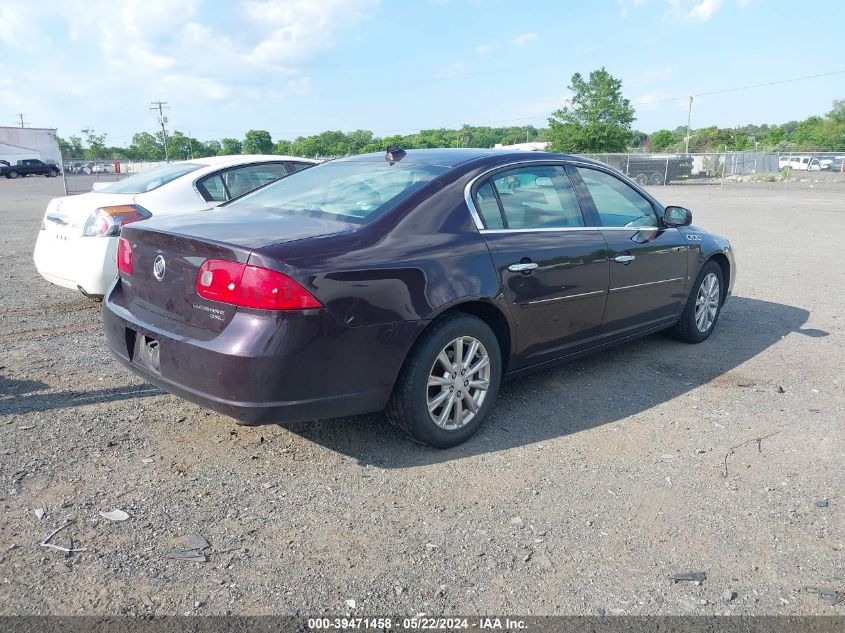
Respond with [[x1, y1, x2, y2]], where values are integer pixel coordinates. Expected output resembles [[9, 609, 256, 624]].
[[97, 162, 202, 194], [231, 160, 449, 223]]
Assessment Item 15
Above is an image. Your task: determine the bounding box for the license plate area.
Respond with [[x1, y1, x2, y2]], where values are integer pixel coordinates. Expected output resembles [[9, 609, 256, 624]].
[[130, 329, 161, 374]]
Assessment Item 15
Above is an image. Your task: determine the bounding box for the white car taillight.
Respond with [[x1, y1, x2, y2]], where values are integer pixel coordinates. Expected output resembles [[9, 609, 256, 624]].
[[82, 205, 152, 237]]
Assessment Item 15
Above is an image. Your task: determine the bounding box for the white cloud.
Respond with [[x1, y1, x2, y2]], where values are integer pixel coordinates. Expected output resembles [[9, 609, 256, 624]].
[[475, 44, 493, 57], [245, 0, 379, 68], [617, 0, 650, 17], [665, 0, 723, 21], [511, 32, 538, 46], [0, 0, 378, 134]]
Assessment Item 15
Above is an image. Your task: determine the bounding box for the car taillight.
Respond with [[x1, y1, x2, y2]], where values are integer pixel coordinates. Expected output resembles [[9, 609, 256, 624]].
[[196, 260, 322, 311], [117, 237, 133, 275], [83, 205, 151, 237]]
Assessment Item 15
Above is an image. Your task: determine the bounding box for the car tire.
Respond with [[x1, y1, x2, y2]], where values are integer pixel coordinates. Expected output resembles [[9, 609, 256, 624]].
[[670, 261, 724, 343], [650, 173, 665, 186], [7, 170, 19, 179], [387, 313, 502, 448], [634, 173, 648, 186], [48, 169, 59, 177]]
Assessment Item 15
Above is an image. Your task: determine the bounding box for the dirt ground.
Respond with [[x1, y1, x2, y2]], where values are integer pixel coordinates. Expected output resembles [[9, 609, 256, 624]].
[[0, 177, 842, 616]]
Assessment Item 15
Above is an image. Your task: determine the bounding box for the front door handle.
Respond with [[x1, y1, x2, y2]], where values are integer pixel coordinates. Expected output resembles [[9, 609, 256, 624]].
[[614, 255, 636, 263], [508, 262, 539, 272]]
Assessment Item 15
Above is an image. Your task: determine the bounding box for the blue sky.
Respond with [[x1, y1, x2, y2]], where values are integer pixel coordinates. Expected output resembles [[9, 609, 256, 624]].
[[1, 0, 843, 145]]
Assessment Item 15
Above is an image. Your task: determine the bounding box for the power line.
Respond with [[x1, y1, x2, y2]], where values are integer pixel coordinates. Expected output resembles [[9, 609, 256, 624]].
[[149, 101, 170, 162], [633, 69, 845, 107], [104, 68, 845, 145]]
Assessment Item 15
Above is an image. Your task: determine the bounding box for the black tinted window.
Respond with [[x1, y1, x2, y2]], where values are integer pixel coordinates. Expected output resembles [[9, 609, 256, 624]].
[[488, 165, 584, 229], [198, 162, 289, 202], [475, 180, 504, 229], [576, 167, 657, 228]]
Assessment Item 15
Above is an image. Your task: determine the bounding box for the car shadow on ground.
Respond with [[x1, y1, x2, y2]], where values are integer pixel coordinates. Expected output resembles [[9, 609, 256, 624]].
[[281, 296, 816, 468], [0, 381, 163, 417]]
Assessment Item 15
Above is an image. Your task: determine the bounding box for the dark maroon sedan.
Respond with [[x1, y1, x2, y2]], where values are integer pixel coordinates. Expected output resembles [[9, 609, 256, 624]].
[[103, 149, 735, 447]]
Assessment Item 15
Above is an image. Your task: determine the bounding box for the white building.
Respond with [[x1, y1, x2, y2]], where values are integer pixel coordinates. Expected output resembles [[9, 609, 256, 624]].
[[493, 141, 550, 152], [0, 127, 61, 165]]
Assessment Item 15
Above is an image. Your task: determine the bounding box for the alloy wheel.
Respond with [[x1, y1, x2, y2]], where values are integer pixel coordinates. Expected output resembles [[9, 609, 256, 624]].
[[694, 272, 720, 332], [426, 335, 490, 431]]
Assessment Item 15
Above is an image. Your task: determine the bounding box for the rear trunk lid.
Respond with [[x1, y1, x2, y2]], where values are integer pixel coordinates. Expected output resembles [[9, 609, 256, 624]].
[[118, 207, 357, 332], [119, 226, 252, 333]]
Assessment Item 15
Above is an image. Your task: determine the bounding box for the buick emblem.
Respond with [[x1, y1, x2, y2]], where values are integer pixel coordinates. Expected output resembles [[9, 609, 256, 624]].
[[153, 255, 166, 281]]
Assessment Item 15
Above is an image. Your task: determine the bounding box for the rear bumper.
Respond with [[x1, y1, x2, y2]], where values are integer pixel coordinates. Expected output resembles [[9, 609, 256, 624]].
[[103, 280, 426, 425], [34, 230, 116, 296]]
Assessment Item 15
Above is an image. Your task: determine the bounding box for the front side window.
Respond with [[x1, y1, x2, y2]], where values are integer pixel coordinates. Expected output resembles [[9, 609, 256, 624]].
[[576, 167, 658, 228], [232, 160, 448, 224], [478, 165, 584, 229]]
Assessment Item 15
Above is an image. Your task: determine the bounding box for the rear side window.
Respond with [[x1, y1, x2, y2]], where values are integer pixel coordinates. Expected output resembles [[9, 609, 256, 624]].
[[287, 162, 312, 173], [98, 162, 202, 194], [576, 167, 657, 228], [475, 181, 504, 229], [198, 162, 289, 202], [483, 165, 584, 229]]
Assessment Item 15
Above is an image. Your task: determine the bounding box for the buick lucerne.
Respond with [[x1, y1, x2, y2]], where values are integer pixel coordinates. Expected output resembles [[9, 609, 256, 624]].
[[103, 149, 735, 448]]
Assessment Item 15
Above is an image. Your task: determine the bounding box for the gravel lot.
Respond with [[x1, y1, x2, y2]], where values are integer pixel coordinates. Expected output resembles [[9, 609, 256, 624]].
[[0, 177, 842, 616]]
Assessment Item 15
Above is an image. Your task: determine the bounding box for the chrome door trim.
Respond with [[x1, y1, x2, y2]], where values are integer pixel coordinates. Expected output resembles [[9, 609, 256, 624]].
[[609, 277, 684, 293], [524, 289, 606, 306]]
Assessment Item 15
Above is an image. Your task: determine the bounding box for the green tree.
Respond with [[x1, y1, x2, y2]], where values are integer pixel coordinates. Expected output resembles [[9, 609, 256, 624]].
[[548, 68, 635, 152], [205, 140, 222, 156], [128, 132, 163, 160], [220, 138, 243, 155], [242, 130, 273, 154], [81, 127, 108, 159], [649, 129, 676, 152], [272, 139, 293, 155]]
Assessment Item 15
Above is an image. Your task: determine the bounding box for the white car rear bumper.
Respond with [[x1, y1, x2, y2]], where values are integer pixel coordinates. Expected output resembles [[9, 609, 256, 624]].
[[33, 229, 117, 297]]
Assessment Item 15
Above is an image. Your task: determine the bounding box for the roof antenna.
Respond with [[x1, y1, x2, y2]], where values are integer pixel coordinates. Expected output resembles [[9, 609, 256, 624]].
[[385, 145, 406, 164]]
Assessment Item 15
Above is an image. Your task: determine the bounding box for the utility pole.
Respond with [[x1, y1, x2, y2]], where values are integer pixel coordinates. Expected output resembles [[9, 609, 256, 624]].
[[188, 130, 193, 159], [684, 94, 694, 154], [150, 101, 170, 162], [16, 113, 29, 128]]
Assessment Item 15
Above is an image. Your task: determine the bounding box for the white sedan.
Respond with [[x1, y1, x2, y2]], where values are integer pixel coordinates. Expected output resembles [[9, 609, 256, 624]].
[[33, 154, 316, 297]]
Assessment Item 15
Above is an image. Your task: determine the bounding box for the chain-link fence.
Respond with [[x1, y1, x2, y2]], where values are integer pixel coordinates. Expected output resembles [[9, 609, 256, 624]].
[[55, 150, 845, 195], [581, 151, 845, 186], [60, 158, 162, 194]]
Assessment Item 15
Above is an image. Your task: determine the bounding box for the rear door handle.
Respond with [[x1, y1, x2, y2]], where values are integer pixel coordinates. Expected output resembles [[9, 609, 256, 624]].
[[614, 255, 636, 263], [508, 262, 539, 272]]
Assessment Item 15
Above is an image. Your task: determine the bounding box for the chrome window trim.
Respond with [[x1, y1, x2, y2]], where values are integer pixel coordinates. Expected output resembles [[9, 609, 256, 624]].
[[463, 158, 664, 232], [480, 226, 670, 234], [609, 277, 684, 293]]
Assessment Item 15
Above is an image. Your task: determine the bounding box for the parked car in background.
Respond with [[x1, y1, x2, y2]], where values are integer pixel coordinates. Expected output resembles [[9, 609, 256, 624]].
[[102, 148, 735, 448], [3, 159, 60, 179], [91, 162, 113, 174], [818, 156, 845, 172], [34, 154, 316, 298], [778, 155, 823, 171]]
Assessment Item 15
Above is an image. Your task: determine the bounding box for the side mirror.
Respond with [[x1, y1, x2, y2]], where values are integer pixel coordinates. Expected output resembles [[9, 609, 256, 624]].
[[663, 205, 692, 227]]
